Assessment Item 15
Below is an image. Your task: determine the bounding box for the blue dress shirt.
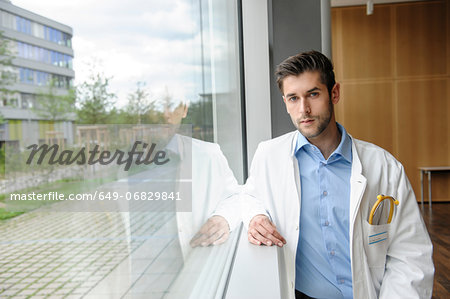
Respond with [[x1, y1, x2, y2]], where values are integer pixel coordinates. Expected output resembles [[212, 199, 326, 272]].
[[295, 123, 353, 299]]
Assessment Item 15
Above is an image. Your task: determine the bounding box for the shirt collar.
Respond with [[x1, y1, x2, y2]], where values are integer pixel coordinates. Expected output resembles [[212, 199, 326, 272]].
[[294, 122, 352, 163]]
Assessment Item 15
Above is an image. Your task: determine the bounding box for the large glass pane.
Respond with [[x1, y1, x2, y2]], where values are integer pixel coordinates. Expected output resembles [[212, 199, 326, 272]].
[[1, 0, 244, 298]]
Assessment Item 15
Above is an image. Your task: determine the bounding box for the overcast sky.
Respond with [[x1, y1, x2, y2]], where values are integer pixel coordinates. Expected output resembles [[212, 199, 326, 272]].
[[13, 0, 202, 108]]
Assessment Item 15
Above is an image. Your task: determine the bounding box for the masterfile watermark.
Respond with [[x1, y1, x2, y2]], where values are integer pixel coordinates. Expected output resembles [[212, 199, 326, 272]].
[[3, 124, 193, 212], [26, 141, 170, 171], [9, 191, 182, 201]]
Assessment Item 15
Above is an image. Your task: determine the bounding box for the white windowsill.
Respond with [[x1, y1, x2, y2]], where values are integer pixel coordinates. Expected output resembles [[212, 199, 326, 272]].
[[225, 226, 281, 299]]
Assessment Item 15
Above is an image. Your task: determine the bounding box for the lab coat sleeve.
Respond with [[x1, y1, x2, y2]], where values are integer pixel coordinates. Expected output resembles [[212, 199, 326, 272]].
[[241, 144, 272, 229], [211, 191, 242, 232], [379, 165, 434, 299], [209, 144, 242, 231]]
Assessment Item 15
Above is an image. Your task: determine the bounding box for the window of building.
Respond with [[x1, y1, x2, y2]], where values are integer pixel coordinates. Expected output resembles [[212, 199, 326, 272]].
[[0, 9, 72, 47], [20, 93, 35, 108], [14, 41, 73, 69], [0, 92, 19, 107], [1, 10, 15, 28], [18, 67, 71, 88]]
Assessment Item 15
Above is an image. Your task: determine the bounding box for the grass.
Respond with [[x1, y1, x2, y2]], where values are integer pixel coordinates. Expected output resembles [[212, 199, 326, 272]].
[[0, 164, 150, 221], [0, 177, 111, 220], [0, 210, 23, 220]]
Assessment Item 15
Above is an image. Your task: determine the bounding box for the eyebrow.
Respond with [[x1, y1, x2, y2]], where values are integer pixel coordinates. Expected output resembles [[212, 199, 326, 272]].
[[307, 87, 320, 93], [285, 87, 320, 98]]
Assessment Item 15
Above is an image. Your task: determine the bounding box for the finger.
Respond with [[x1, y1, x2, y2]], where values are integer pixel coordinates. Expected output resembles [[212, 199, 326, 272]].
[[190, 231, 211, 247], [198, 221, 215, 234], [190, 217, 230, 247], [267, 228, 286, 246], [252, 225, 273, 246], [213, 231, 230, 245], [192, 223, 225, 247], [248, 231, 262, 245], [201, 230, 224, 246], [253, 223, 282, 246], [260, 220, 286, 246], [203, 228, 229, 246], [249, 216, 286, 247], [190, 234, 205, 247], [204, 222, 222, 236], [249, 227, 273, 246]]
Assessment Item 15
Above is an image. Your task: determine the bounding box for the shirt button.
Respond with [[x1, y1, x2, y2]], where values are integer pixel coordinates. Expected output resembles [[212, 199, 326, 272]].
[[324, 221, 329, 226], [330, 250, 335, 256], [291, 281, 294, 288], [340, 279, 345, 284], [296, 226, 299, 231], [323, 191, 328, 196]]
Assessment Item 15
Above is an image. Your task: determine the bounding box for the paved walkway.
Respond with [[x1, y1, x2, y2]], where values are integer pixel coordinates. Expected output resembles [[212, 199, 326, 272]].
[[0, 208, 182, 298]]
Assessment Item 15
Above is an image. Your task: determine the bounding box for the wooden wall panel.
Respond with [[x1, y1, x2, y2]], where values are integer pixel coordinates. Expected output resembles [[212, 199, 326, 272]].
[[332, 0, 450, 202], [396, 1, 447, 77], [397, 79, 449, 200], [340, 6, 392, 79], [331, 9, 340, 77], [338, 82, 394, 154]]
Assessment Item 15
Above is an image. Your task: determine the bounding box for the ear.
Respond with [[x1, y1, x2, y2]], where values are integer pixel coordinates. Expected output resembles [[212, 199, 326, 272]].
[[331, 83, 340, 105]]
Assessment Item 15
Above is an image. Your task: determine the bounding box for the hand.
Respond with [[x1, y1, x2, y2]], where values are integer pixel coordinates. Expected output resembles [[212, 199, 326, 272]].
[[248, 214, 286, 247], [190, 215, 230, 247]]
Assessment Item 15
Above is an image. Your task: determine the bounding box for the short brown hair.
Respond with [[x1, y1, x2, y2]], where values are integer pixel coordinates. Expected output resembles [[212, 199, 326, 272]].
[[275, 50, 336, 96]]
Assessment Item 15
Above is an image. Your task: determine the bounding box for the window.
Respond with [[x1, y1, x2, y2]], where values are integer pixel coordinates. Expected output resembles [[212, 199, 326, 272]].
[[0, 10, 72, 48], [1, 0, 245, 298], [18, 67, 71, 88], [1, 10, 15, 28], [12, 42, 72, 69], [20, 93, 35, 108]]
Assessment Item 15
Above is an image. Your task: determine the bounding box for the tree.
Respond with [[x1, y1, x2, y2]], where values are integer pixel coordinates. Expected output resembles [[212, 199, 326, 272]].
[[0, 31, 16, 93], [0, 31, 17, 109], [125, 82, 154, 124], [161, 86, 173, 112], [182, 95, 213, 141], [0, 31, 15, 177], [33, 79, 75, 121], [76, 72, 116, 124]]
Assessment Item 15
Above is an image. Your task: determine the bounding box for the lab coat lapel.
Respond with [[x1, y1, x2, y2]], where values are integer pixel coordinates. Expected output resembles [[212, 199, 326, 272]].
[[348, 139, 369, 298], [290, 131, 301, 205], [349, 138, 367, 228]]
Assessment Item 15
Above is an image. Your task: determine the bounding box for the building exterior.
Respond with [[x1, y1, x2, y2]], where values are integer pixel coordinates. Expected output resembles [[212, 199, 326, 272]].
[[0, 0, 74, 147]]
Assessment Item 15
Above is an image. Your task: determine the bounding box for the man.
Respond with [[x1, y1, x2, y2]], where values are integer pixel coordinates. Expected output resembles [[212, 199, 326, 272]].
[[163, 101, 240, 253], [242, 51, 434, 298]]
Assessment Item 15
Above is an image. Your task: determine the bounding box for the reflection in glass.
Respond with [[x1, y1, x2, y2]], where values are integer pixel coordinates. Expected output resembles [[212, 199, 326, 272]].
[[0, 0, 244, 297]]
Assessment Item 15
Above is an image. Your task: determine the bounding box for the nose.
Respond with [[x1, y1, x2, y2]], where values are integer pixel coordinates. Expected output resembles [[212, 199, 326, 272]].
[[298, 97, 311, 115]]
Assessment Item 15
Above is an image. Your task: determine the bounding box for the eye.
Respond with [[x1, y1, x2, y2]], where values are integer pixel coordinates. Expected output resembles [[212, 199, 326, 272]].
[[287, 96, 298, 102], [309, 92, 319, 98]]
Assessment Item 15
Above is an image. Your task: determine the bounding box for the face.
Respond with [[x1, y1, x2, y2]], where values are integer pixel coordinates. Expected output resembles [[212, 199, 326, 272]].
[[164, 103, 188, 125], [282, 71, 339, 140]]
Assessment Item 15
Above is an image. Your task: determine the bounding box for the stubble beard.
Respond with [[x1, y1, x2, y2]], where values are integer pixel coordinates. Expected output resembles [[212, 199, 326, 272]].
[[294, 101, 333, 139]]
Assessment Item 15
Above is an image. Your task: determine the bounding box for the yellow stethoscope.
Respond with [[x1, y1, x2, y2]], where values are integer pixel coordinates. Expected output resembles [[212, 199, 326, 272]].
[[368, 195, 399, 225]]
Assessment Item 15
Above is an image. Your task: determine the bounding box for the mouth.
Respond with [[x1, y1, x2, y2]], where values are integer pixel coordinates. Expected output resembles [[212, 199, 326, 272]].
[[299, 118, 315, 125]]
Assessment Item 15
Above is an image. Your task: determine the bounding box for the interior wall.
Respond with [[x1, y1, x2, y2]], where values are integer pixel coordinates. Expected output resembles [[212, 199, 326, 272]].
[[268, 0, 323, 138], [332, 0, 449, 201]]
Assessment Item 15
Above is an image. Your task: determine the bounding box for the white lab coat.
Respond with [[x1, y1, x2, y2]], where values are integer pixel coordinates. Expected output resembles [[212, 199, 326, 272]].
[[168, 135, 241, 259], [241, 130, 434, 299]]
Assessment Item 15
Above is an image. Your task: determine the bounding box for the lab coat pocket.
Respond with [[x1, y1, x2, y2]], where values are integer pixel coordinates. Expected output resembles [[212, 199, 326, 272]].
[[363, 220, 390, 268]]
